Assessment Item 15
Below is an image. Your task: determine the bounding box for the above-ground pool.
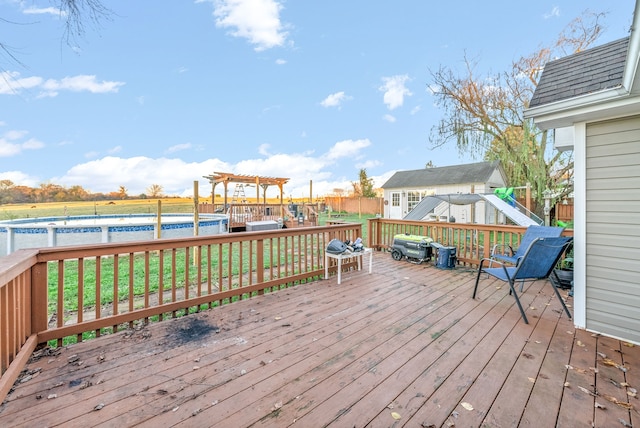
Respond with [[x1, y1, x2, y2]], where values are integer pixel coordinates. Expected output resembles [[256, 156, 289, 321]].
[[0, 213, 229, 257]]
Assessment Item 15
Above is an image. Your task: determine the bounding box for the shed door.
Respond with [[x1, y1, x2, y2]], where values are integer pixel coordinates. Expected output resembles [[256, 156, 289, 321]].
[[389, 192, 402, 219], [585, 116, 640, 343]]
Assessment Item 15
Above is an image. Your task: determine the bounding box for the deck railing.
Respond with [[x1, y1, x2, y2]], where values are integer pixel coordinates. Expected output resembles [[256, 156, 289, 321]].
[[367, 218, 572, 266], [0, 222, 361, 402]]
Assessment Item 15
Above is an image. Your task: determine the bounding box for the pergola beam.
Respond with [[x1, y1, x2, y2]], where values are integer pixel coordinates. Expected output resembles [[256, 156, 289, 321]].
[[202, 172, 290, 207]]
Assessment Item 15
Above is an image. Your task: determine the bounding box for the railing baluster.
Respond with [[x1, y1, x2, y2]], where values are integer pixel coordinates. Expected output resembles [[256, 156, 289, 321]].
[[95, 256, 101, 336], [77, 258, 84, 342]]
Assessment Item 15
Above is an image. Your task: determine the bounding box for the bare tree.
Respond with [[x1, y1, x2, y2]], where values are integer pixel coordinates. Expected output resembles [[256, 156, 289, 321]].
[[2, 1, 112, 69], [428, 10, 607, 214], [117, 185, 128, 200], [146, 184, 164, 198]]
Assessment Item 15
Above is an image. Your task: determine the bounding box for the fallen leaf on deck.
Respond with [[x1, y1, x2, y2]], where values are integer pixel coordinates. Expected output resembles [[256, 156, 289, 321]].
[[576, 340, 585, 347], [619, 419, 632, 428], [564, 382, 571, 387], [461, 402, 474, 411], [623, 342, 635, 348], [391, 412, 402, 420], [274, 316, 282, 320], [94, 403, 105, 411], [594, 402, 606, 409], [528, 377, 536, 383], [599, 358, 628, 372], [578, 386, 597, 396], [602, 394, 634, 410]]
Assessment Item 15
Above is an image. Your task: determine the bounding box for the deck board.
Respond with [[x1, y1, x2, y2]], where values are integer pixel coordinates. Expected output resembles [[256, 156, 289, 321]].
[[1, 254, 639, 427]]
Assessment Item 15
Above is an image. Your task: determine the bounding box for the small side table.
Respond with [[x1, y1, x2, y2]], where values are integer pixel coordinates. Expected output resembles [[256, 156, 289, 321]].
[[324, 248, 373, 284]]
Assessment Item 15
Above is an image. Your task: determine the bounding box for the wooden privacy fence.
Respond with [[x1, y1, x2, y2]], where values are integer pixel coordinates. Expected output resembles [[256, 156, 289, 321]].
[[0, 223, 362, 402]]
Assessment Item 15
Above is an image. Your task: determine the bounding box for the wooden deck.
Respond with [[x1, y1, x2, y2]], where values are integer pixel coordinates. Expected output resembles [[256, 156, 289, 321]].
[[1, 255, 639, 427]]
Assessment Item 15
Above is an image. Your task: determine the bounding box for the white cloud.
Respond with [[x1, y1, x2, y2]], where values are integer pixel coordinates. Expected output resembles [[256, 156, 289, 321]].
[[166, 143, 192, 154], [379, 74, 412, 110], [320, 91, 352, 108], [410, 105, 421, 115], [275, 58, 287, 65], [108, 146, 123, 154], [544, 6, 561, 19], [383, 114, 396, 123], [0, 170, 40, 188], [355, 159, 381, 170], [51, 139, 374, 197], [56, 156, 232, 196], [0, 71, 125, 98], [210, 0, 291, 51], [325, 139, 371, 161], [0, 130, 45, 157], [426, 84, 439, 95], [22, 6, 63, 17], [0, 72, 43, 95]]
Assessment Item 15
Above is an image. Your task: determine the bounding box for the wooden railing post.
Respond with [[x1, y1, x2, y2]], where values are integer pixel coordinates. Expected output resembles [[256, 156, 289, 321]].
[[31, 262, 49, 339], [256, 239, 264, 285]]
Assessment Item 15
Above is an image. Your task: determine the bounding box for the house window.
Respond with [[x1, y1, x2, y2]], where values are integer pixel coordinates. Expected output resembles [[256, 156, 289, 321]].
[[407, 190, 435, 212], [392, 193, 400, 207], [407, 191, 422, 211]]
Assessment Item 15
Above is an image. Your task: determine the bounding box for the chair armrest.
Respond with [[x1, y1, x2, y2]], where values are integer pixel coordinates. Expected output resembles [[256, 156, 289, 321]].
[[491, 243, 514, 257], [479, 257, 506, 269]]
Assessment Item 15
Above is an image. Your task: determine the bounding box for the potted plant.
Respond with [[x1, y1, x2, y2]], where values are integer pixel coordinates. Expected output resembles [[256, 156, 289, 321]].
[[552, 244, 573, 290]]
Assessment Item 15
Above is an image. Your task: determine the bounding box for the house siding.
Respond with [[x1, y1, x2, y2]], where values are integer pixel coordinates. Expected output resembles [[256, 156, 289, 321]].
[[585, 116, 640, 343]]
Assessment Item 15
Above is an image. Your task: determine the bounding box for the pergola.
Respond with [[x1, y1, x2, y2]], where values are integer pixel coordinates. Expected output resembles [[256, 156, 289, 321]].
[[202, 172, 289, 208]]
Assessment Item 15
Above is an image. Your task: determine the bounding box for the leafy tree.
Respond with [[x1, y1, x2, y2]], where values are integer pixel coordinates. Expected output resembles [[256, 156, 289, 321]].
[[351, 168, 376, 197], [428, 10, 606, 214]]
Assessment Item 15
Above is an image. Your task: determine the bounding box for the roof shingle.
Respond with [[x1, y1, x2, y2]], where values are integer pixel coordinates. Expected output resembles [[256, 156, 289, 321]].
[[381, 161, 501, 189], [529, 37, 629, 108]]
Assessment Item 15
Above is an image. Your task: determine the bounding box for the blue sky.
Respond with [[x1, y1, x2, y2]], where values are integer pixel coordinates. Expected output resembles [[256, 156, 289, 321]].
[[0, 1, 635, 199]]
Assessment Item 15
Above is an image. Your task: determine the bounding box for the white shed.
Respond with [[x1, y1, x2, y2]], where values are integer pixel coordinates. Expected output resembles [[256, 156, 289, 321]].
[[380, 161, 507, 223]]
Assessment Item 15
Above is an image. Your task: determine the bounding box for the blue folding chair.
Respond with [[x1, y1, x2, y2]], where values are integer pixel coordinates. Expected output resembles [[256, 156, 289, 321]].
[[473, 236, 573, 324], [490, 225, 564, 266]]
